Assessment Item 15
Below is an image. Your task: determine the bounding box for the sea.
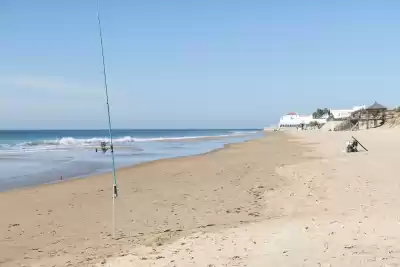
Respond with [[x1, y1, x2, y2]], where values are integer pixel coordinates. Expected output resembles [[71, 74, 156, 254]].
[[0, 129, 262, 191]]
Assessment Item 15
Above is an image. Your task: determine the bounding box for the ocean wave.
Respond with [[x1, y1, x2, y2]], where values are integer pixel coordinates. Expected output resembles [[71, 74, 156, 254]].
[[229, 130, 259, 135], [2, 131, 259, 150], [18, 136, 134, 147], [12, 131, 256, 148]]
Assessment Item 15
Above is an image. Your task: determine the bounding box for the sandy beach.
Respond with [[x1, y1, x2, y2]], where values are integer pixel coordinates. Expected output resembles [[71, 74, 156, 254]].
[[0, 132, 304, 266], [2, 128, 400, 266]]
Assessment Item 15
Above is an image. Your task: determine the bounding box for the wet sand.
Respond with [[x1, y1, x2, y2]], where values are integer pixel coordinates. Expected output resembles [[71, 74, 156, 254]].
[[0, 132, 308, 267]]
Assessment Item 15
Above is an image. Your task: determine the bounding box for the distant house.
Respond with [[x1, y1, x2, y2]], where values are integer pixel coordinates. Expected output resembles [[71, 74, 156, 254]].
[[330, 105, 366, 120], [279, 112, 326, 128], [278, 105, 367, 128]]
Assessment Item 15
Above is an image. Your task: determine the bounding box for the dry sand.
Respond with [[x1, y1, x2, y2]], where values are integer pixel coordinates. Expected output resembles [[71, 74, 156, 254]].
[[2, 128, 400, 266]]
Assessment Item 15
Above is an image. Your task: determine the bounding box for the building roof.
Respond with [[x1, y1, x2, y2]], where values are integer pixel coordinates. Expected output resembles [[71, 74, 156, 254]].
[[366, 101, 387, 111], [286, 112, 297, 115]]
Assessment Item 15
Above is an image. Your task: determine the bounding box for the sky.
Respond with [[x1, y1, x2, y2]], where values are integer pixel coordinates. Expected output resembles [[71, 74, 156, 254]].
[[1, 0, 400, 129]]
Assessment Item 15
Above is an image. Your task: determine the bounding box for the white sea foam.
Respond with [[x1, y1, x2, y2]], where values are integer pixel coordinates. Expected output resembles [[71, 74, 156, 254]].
[[1, 131, 259, 152], [19, 135, 204, 147], [230, 131, 258, 135]]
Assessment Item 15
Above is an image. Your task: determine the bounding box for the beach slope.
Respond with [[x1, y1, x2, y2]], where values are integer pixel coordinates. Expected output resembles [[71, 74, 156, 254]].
[[0, 132, 306, 267], [102, 128, 400, 266], [4, 128, 400, 266]]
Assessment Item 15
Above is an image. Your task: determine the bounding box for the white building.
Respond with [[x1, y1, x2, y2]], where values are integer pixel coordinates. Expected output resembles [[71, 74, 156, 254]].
[[330, 105, 366, 120], [278, 105, 366, 129], [279, 112, 326, 128]]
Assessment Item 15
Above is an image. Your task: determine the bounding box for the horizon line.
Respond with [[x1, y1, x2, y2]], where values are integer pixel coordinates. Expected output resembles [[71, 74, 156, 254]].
[[0, 128, 263, 131]]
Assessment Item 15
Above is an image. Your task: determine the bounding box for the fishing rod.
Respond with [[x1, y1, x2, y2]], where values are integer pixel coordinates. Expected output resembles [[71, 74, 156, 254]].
[[97, 6, 118, 239]]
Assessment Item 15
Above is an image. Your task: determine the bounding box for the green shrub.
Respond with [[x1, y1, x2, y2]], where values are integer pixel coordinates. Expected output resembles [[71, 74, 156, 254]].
[[312, 108, 331, 119]]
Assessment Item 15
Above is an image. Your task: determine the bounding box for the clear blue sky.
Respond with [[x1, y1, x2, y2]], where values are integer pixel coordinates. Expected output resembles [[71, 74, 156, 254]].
[[1, 0, 399, 129]]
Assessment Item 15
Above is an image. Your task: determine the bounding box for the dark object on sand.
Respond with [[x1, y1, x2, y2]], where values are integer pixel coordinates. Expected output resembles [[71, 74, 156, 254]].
[[346, 139, 358, 153], [346, 136, 368, 153]]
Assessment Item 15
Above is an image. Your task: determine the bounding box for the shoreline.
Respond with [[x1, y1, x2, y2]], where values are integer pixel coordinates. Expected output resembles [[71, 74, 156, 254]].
[[0, 138, 255, 194], [0, 131, 308, 267], [0, 132, 262, 193]]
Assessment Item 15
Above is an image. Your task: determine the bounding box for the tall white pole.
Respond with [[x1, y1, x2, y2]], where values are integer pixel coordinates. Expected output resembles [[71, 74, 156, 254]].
[[97, 6, 118, 239]]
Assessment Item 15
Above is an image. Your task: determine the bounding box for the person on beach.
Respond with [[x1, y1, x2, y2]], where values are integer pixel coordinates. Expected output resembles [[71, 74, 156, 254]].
[[100, 142, 108, 153]]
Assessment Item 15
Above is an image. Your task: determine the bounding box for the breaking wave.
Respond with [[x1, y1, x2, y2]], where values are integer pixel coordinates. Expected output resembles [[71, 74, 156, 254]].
[[10, 131, 259, 149]]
